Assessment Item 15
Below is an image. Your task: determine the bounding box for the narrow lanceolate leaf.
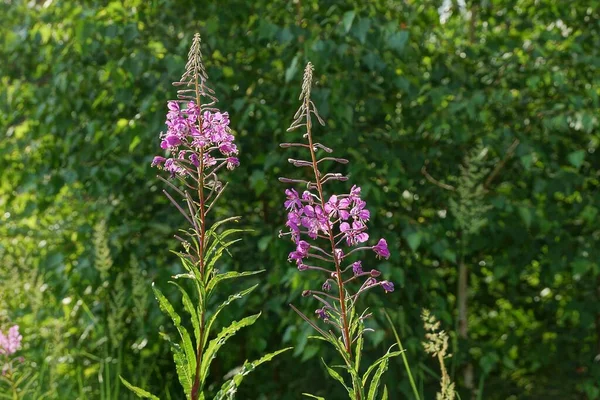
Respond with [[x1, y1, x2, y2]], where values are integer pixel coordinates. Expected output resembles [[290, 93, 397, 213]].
[[119, 376, 160, 400], [381, 385, 389, 400], [321, 359, 352, 398], [355, 331, 364, 372], [198, 313, 261, 391], [171, 342, 193, 397], [204, 239, 243, 283], [205, 228, 246, 260], [203, 284, 259, 347], [361, 349, 402, 386], [206, 270, 264, 295], [204, 216, 241, 238], [367, 357, 389, 400], [302, 394, 326, 400], [152, 284, 197, 377], [347, 357, 364, 400], [169, 281, 201, 347], [214, 347, 293, 400]]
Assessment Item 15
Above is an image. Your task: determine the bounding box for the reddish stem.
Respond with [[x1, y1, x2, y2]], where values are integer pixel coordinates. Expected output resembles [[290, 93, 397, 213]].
[[303, 97, 352, 356]]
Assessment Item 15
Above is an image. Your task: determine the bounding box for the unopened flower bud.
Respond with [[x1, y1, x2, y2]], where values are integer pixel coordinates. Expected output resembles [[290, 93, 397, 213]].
[[302, 290, 311, 297], [370, 269, 381, 277], [298, 263, 309, 271]]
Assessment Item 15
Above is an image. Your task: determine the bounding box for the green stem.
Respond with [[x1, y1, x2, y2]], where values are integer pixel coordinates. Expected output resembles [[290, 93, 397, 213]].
[[190, 57, 207, 400], [384, 312, 421, 400]]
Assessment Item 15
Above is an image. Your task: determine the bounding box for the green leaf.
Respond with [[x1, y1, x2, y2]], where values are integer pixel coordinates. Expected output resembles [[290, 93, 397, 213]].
[[353, 18, 371, 44], [321, 358, 352, 397], [171, 342, 193, 397], [355, 331, 364, 372], [362, 349, 402, 387], [567, 149, 585, 168], [303, 394, 326, 400], [199, 313, 261, 390], [214, 347, 292, 400], [405, 231, 422, 252], [129, 135, 141, 152], [204, 284, 259, 347], [205, 228, 246, 262], [204, 239, 243, 281], [388, 31, 409, 53], [342, 11, 356, 33], [285, 55, 300, 83], [517, 207, 532, 229], [367, 357, 389, 400], [152, 284, 197, 380], [381, 385, 388, 400], [206, 270, 264, 295], [169, 281, 201, 347], [384, 312, 420, 400], [119, 376, 160, 399], [204, 216, 241, 239]]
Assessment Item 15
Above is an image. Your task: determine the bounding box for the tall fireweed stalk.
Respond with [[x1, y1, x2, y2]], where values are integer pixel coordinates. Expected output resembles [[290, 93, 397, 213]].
[[279, 63, 400, 400], [121, 33, 289, 400]]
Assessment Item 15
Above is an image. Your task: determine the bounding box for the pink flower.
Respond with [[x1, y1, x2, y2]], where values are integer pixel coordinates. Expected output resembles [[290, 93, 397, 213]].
[[381, 281, 394, 293], [0, 325, 22, 356], [373, 239, 390, 259]]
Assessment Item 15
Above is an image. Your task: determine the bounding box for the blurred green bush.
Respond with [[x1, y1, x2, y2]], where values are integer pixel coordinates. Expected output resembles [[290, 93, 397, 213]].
[[1, 0, 599, 398]]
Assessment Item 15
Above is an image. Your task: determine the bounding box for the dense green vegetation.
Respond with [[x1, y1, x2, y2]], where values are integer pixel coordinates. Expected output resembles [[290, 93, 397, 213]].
[[1, 0, 598, 398]]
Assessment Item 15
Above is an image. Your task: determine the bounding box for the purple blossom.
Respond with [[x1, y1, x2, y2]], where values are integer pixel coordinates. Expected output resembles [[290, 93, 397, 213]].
[[284, 189, 302, 211], [339, 221, 369, 246], [373, 239, 390, 259], [203, 153, 217, 168], [302, 191, 315, 203], [381, 281, 394, 293], [226, 157, 240, 170], [349, 185, 361, 201], [0, 325, 22, 356], [152, 101, 240, 177], [286, 211, 301, 240], [190, 153, 200, 167], [350, 199, 370, 221], [315, 308, 328, 320], [152, 156, 166, 167], [352, 261, 363, 275], [325, 195, 350, 220], [288, 240, 310, 263], [322, 280, 332, 291]]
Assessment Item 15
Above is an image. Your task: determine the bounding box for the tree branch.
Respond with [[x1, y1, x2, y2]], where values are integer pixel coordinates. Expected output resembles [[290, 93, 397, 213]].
[[421, 161, 456, 191], [484, 138, 520, 189]]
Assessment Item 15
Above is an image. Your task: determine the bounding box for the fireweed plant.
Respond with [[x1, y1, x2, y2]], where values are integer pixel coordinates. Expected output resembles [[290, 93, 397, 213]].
[[278, 63, 400, 400], [121, 33, 289, 400], [0, 325, 24, 396]]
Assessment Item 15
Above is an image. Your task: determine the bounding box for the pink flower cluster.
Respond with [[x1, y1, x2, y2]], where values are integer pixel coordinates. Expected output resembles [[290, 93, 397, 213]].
[[152, 101, 239, 175], [0, 325, 21, 356], [282, 185, 393, 311]]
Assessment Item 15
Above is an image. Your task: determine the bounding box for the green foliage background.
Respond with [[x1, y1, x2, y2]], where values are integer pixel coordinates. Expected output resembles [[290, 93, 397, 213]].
[[1, 0, 599, 398]]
